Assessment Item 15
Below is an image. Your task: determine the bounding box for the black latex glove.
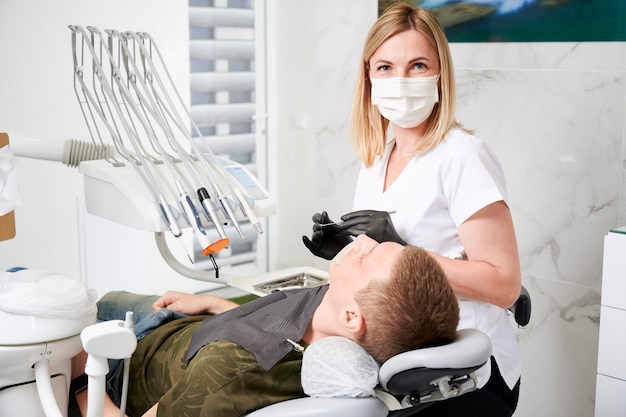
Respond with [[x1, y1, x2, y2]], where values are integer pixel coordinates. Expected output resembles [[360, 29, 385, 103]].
[[302, 211, 354, 260], [339, 210, 407, 245]]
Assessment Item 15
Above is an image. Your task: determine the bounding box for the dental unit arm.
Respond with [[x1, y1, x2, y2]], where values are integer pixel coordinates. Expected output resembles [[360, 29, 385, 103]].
[[3, 131, 274, 282]]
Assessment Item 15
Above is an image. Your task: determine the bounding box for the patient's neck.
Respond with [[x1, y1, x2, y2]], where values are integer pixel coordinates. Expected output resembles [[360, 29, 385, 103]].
[[302, 321, 336, 345], [302, 295, 350, 345]]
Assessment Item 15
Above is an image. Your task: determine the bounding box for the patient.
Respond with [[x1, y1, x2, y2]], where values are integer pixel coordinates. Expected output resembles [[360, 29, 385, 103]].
[[75, 235, 459, 417]]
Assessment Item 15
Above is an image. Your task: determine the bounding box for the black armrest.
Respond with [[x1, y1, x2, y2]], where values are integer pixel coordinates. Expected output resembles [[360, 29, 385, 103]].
[[508, 285, 531, 327]]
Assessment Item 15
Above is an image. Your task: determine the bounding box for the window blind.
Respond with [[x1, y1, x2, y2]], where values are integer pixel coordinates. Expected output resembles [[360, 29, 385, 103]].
[[188, 0, 266, 278]]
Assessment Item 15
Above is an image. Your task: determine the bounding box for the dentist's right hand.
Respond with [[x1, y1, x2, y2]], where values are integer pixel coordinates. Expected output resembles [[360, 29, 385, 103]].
[[302, 211, 354, 260]]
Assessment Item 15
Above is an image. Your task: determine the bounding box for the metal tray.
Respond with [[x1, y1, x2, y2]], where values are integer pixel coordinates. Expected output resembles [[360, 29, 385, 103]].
[[253, 272, 327, 294]]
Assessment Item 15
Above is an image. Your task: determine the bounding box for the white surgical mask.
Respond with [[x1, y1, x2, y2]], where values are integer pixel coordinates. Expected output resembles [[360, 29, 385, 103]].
[[370, 75, 440, 128]]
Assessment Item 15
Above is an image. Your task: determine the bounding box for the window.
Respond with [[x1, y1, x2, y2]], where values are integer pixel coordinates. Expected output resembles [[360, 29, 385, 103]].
[[188, 0, 268, 281]]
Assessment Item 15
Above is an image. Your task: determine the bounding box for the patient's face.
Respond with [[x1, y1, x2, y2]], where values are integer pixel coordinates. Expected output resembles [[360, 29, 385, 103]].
[[328, 235, 404, 300]]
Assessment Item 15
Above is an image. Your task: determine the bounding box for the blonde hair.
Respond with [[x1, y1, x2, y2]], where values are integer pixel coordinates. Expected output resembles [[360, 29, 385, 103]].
[[355, 246, 459, 363], [350, 2, 468, 167]]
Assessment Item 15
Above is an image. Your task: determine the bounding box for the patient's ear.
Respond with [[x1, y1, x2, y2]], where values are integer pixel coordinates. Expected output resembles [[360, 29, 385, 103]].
[[341, 307, 365, 337]]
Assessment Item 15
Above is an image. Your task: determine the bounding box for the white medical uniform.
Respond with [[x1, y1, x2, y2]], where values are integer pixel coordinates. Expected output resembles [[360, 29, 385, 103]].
[[353, 127, 521, 390]]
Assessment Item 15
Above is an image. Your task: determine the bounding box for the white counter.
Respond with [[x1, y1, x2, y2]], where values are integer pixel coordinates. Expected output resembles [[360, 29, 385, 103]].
[[595, 228, 626, 417]]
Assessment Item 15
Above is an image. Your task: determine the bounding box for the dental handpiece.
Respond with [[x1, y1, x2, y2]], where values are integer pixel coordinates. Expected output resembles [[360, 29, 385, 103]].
[[178, 182, 229, 256], [158, 194, 182, 237], [197, 187, 231, 255], [197, 187, 227, 239], [234, 188, 263, 235], [213, 183, 246, 240], [177, 181, 210, 247]]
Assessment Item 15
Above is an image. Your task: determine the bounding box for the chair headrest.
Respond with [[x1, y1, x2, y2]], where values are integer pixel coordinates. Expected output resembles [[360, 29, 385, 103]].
[[379, 328, 492, 392]]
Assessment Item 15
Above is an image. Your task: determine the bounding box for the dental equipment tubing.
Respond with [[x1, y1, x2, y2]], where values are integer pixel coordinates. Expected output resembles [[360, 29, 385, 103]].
[[66, 25, 273, 260], [9, 134, 113, 168]]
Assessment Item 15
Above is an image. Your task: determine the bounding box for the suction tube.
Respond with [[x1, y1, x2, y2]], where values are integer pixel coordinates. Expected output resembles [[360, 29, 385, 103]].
[[7, 134, 113, 167]]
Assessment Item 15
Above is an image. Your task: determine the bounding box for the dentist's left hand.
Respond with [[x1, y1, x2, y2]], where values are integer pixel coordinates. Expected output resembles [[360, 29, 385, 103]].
[[153, 290, 238, 316], [339, 210, 407, 245]]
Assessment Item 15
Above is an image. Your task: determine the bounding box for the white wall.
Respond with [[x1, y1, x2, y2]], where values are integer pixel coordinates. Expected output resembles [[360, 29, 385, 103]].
[[265, 0, 376, 272], [0, 0, 194, 296], [451, 42, 621, 416], [265, 0, 319, 271]]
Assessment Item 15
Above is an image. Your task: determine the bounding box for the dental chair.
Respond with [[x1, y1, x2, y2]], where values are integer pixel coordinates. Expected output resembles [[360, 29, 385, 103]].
[[0, 272, 529, 417], [247, 286, 531, 417], [73, 285, 530, 417], [0, 269, 97, 417], [0, 311, 94, 417], [246, 328, 491, 417]]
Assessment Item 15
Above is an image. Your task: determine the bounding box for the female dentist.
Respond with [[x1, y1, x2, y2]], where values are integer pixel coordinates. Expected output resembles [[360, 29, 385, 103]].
[[303, 3, 521, 416]]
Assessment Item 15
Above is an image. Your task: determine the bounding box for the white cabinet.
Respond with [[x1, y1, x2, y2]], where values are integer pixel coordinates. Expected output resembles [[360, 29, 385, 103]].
[[595, 228, 626, 417]]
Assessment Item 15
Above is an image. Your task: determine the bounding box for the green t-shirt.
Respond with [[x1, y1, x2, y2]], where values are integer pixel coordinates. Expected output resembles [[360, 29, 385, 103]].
[[126, 316, 305, 417]]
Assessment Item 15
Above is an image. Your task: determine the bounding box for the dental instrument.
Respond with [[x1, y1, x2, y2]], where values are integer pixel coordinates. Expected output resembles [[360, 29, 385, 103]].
[[126, 28, 250, 242], [69, 25, 184, 239], [135, 30, 255, 241], [62, 25, 275, 272], [234, 188, 263, 235], [318, 210, 397, 228]]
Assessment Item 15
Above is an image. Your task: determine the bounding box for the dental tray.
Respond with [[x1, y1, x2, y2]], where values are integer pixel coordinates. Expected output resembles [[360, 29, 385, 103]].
[[227, 266, 329, 297], [253, 273, 327, 294]]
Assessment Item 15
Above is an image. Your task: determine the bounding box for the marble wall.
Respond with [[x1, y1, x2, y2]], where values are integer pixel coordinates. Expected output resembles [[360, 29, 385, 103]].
[[309, 1, 626, 415], [453, 52, 623, 417]]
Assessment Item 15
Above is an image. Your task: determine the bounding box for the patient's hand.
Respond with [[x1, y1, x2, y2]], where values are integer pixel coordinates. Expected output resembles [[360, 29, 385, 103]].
[[153, 291, 238, 316]]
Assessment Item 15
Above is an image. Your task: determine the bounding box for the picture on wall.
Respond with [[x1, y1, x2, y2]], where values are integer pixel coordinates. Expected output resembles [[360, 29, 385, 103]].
[[378, 0, 626, 42]]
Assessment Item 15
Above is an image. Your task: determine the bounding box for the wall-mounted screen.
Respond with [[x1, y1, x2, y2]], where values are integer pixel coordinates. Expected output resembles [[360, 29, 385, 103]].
[[378, 0, 626, 42]]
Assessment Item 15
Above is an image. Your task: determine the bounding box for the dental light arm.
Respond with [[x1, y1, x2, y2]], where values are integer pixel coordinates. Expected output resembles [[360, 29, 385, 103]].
[[7, 134, 113, 168]]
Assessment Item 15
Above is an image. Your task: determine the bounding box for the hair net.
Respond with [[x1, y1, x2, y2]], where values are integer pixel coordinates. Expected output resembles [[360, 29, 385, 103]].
[[301, 336, 379, 398], [0, 269, 97, 319]]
